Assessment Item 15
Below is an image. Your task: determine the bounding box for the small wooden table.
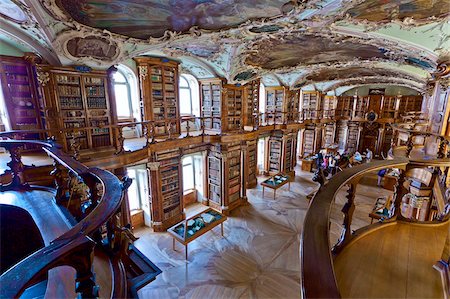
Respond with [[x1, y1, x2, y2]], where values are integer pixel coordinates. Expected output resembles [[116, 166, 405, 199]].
[[167, 208, 227, 259], [261, 173, 291, 200]]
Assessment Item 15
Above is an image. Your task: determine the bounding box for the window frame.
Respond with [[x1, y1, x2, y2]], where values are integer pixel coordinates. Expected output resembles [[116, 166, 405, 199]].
[[179, 74, 193, 115], [182, 155, 196, 192], [113, 69, 134, 119]]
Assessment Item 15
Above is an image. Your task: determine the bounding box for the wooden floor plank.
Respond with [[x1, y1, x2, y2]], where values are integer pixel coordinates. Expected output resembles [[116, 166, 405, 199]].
[[335, 222, 448, 299]]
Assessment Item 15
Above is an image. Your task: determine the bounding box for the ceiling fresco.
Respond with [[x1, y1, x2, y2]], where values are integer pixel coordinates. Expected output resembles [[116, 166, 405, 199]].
[[1, 0, 449, 93], [245, 34, 396, 69], [296, 67, 425, 86], [345, 0, 450, 23], [55, 0, 293, 39]]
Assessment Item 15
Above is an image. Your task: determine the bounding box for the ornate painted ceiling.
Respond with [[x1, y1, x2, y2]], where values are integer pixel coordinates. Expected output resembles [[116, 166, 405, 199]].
[[0, 0, 449, 93]]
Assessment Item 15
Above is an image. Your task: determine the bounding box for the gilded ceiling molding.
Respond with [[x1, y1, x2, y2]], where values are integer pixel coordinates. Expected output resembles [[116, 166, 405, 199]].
[[434, 61, 450, 79]]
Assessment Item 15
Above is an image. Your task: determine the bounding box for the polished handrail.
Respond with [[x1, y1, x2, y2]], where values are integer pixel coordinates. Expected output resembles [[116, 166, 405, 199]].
[[301, 155, 450, 298], [0, 139, 125, 298]]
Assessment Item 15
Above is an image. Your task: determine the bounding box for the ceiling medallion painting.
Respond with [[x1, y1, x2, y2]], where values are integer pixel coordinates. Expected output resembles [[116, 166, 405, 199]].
[[345, 0, 450, 23], [0, 0, 28, 23], [66, 36, 119, 60], [54, 29, 125, 65], [245, 34, 390, 69], [55, 0, 295, 40]]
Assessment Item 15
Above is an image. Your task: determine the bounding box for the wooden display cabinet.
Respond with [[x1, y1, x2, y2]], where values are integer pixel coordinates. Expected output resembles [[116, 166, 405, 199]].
[[134, 57, 180, 136], [265, 86, 285, 124], [206, 142, 244, 214], [147, 149, 184, 232], [36, 65, 117, 153], [199, 78, 225, 132], [0, 55, 42, 135]]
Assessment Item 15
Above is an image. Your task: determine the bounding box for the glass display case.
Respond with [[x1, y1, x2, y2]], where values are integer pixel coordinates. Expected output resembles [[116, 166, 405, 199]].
[[167, 208, 227, 259]]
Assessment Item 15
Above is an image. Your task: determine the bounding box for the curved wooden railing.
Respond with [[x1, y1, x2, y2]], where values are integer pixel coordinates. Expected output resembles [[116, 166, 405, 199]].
[[301, 120, 450, 298], [0, 139, 128, 298]]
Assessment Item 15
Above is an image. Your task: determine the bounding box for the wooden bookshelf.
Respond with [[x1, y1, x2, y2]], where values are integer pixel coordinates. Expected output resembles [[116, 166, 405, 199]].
[[323, 123, 335, 147], [286, 89, 300, 122], [301, 91, 321, 120], [322, 96, 336, 120], [302, 125, 316, 157], [243, 79, 260, 127], [246, 139, 258, 188], [336, 96, 353, 119], [398, 95, 423, 116], [353, 96, 369, 120], [380, 123, 393, 155], [0, 55, 42, 136], [282, 132, 297, 176], [200, 78, 224, 131], [335, 120, 347, 151], [207, 146, 222, 206], [346, 122, 360, 154], [268, 133, 283, 173], [148, 148, 184, 232], [224, 84, 243, 131], [134, 57, 180, 136], [206, 142, 243, 214], [265, 86, 285, 124], [381, 96, 397, 119], [37, 65, 117, 152]]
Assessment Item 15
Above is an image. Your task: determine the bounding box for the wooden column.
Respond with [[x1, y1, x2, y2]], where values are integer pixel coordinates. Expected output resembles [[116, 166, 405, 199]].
[[240, 141, 248, 205], [221, 152, 229, 214], [388, 169, 407, 220], [202, 150, 209, 206], [147, 161, 162, 230]]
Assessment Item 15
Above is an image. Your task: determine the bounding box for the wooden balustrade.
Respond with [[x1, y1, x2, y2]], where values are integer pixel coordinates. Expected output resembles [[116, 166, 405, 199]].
[[0, 139, 130, 298]]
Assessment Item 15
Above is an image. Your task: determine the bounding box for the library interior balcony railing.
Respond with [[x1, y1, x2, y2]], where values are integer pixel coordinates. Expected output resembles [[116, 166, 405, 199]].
[[301, 119, 450, 298], [0, 139, 161, 298]]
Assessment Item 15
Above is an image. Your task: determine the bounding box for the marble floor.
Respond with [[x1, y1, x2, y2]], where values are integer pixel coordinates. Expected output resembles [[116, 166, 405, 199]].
[[134, 166, 393, 299]]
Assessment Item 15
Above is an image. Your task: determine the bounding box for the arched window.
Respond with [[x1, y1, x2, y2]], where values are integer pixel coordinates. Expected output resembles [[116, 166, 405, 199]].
[[113, 70, 134, 119], [113, 65, 140, 122], [179, 75, 192, 115], [113, 70, 133, 119]]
